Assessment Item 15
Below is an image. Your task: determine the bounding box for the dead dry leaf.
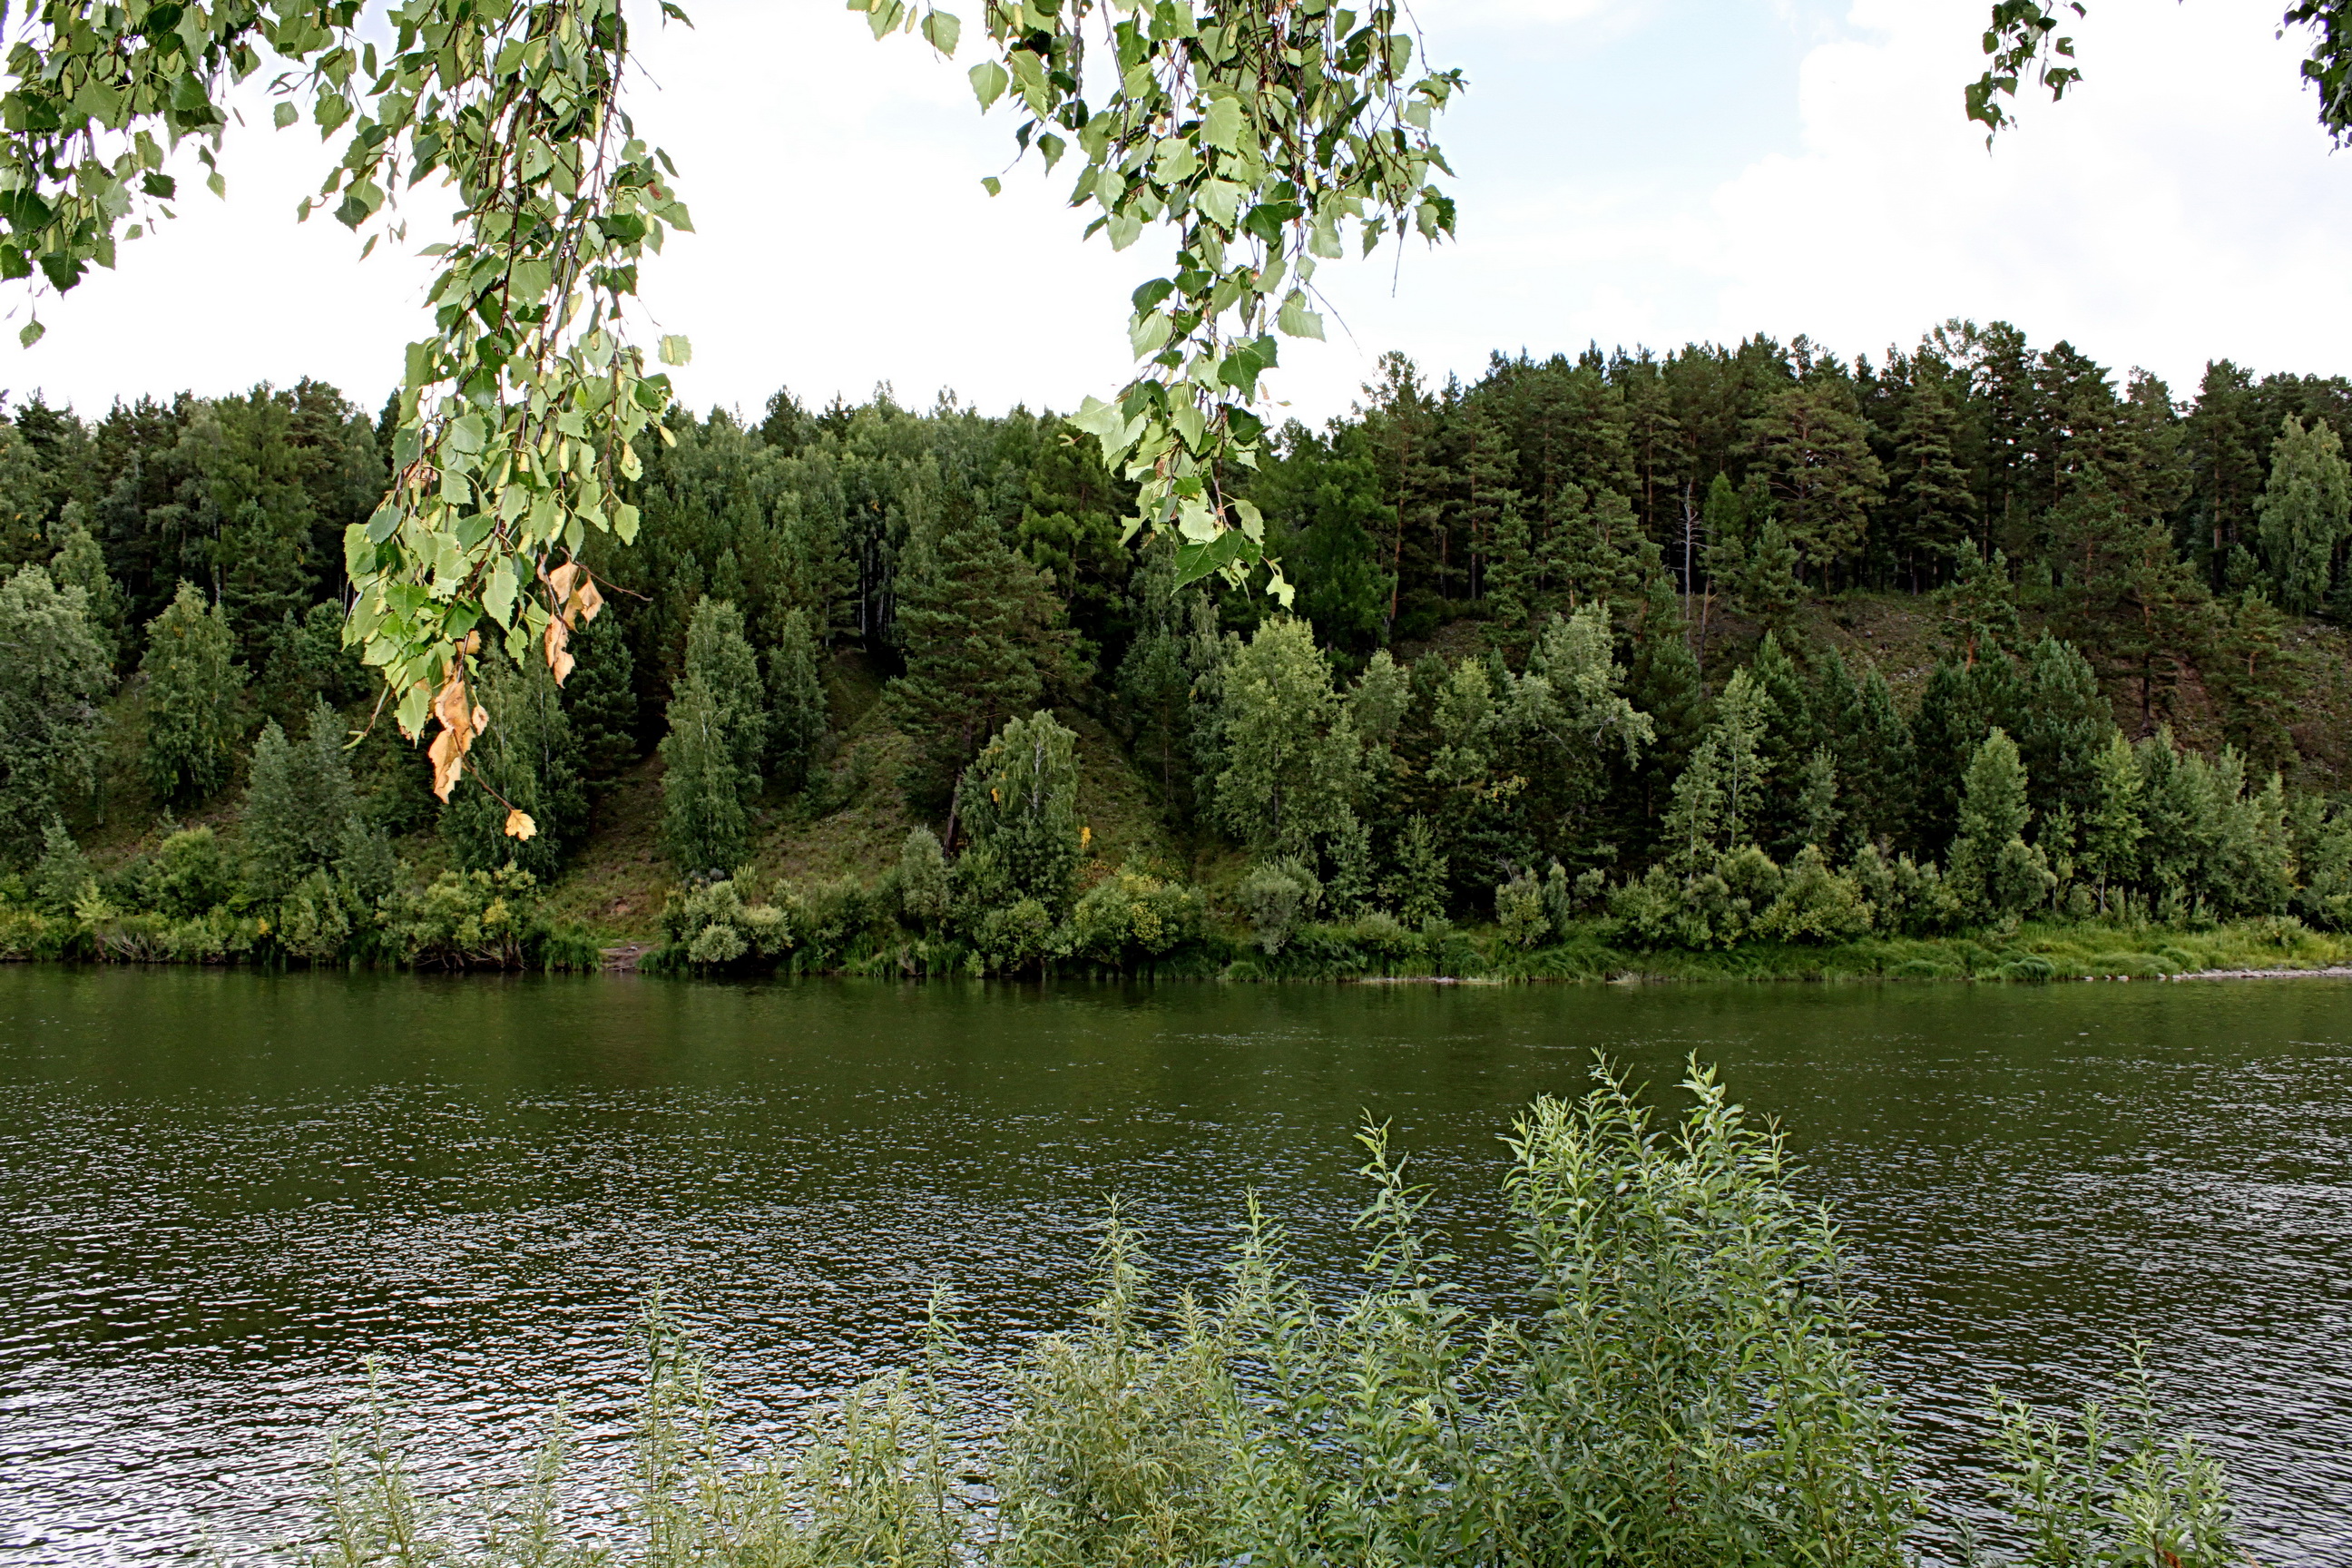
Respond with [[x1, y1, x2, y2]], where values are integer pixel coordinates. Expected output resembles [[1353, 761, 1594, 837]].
[[426, 661, 487, 801], [504, 808, 538, 841]]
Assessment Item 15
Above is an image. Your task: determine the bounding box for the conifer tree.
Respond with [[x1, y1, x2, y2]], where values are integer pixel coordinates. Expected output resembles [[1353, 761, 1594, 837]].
[[954, 710, 1084, 918], [1746, 631, 1816, 854], [1744, 379, 1885, 583], [889, 501, 1071, 808], [2253, 414, 2351, 612], [139, 579, 243, 807], [1115, 547, 1200, 810], [0, 564, 112, 858], [46, 517, 123, 666], [1888, 377, 1978, 588], [1661, 735, 1728, 868], [33, 818, 93, 913], [1932, 541, 2022, 668], [244, 700, 359, 897], [1847, 664, 1916, 848], [1623, 571, 1707, 831], [444, 651, 586, 879], [561, 608, 641, 785], [765, 607, 828, 795], [1797, 746, 1840, 850], [1738, 513, 1803, 628], [2014, 633, 2113, 827]]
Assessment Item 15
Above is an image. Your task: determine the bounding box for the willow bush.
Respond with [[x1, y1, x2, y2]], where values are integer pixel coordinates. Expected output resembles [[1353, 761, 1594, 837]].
[[299, 1061, 2239, 1568]]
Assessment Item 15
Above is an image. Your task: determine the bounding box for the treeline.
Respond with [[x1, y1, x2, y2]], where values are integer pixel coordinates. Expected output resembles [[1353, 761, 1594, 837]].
[[4, 319, 2352, 973]]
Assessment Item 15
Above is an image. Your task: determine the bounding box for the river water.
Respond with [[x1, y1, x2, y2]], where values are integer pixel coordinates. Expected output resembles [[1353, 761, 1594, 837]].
[[0, 966, 2347, 1563]]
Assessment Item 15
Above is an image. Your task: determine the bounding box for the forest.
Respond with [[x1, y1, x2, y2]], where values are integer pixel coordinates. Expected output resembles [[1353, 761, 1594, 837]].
[[5, 318, 2352, 977]]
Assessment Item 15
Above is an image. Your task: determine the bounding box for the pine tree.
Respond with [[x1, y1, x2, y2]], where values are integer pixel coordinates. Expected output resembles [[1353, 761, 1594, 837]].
[[2014, 633, 2113, 828], [1744, 379, 1885, 583], [561, 608, 641, 785], [765, 606, 828, 794], [2254, 414, 2351, 612], [0, 564, 112, 858], [243, 699, 359, 897], [444, 651, 587, 878], [2183, 359, 2266, 582], [954, 709, 1084, 917], [889, 500, 1072, 809], [1738, 512, 1802, 628], [1887, 377, 1978, 588], [1932, 541, 2022, 668], [139, 579, 243, 807]]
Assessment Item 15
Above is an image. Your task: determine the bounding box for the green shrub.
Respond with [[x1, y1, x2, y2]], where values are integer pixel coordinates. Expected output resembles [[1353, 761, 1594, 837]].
[[659, 878, 792, 971], [393, 867, 542, 970], [151, 827, 238, 919], [1236, 856, 1319, 955], [1066, 866, 1203, 967], [293, 1063, 2242, 1567], [1494, 867, 1550, 947]]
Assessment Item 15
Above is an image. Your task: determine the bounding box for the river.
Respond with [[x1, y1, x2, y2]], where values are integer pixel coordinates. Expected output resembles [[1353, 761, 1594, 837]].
[[1, 966, 2347, 1563]]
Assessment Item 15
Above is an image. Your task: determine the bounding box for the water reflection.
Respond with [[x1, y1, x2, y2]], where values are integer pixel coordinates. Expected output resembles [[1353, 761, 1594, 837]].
[[1, 969, 2347, 1562]]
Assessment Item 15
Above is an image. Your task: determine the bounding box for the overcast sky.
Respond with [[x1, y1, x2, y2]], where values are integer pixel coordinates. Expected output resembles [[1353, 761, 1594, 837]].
[[5, 0, 2347, 426]]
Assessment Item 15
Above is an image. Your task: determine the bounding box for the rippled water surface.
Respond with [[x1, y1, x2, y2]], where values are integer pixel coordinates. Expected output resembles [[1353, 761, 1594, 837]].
[[2, 967, 2349, 1563]]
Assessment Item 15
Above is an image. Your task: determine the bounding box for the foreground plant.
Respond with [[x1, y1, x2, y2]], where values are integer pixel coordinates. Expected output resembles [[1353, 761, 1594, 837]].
[[284, 1059, 2247, 1567]]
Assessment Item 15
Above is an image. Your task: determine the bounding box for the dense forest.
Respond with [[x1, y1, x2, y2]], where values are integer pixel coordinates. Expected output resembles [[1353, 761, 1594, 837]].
[[5, 318, 2352, 975]]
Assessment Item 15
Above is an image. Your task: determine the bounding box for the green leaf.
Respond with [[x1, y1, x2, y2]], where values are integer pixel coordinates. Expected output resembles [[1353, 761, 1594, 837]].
[[17, 318, 43, 348], [508, 258, 552, 300], [366, 501, 404, 543], [446, 414, 486, 455], [920, 7, 960, 54], [1172, 528, 1260, 589], [1277, 291, 1326, 340], [1070, 396, 1126, 439], [968, 60, 1008, 110], [483, 564, 517, 628], [272, 102, 297, 129], [981, 175, 1002, 197], [659, 334, 692, 366], [1201, 94, 1243, 152]]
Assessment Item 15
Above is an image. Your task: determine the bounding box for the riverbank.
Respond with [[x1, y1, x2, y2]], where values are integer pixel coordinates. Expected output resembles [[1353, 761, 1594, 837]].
[[7, 887, 2348, 987]]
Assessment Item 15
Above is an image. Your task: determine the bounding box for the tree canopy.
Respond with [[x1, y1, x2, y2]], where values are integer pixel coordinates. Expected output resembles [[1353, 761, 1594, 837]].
[[0, 0, 1461, 823]]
